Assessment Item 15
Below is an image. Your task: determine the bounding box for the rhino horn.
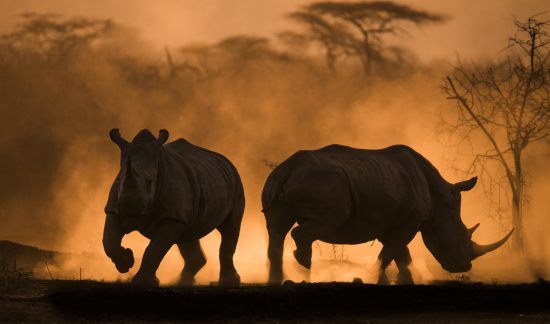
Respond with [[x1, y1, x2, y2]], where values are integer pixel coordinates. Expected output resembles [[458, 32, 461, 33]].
[[471, 229, 514, 260], [467, 223, 480, 236]]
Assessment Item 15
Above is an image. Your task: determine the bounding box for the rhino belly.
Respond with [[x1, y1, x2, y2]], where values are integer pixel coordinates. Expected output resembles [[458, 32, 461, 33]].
[[318, 212, 382, 245]]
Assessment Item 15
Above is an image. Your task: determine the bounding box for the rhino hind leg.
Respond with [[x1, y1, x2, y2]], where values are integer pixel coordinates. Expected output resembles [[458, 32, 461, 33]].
[[376, 247, 393, 285], [265, 208, 295, 284], [177, 240, 207, 286], [267, 231, 287, 284], [217, 209, 243, 287]]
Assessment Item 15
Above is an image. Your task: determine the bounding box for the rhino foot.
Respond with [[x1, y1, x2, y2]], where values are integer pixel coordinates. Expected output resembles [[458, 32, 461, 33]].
[[131, 273, 160, 287], [113, 248, 134, 274], [293, 249, 312, 269], [268, 270, 283, 285], [396, 270, 414, 285], [377, 273, 389, 285], [219, 271, 241, 287], [178, 270, 197, 286]]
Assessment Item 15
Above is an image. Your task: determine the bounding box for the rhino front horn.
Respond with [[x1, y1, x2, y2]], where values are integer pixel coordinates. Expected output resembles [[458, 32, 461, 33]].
[[471, 229, 514, 260]]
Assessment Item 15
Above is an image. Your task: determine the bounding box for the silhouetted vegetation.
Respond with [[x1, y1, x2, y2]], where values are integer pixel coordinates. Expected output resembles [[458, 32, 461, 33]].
[[281, 0, 445, 75], [442, 16, 550, 251]]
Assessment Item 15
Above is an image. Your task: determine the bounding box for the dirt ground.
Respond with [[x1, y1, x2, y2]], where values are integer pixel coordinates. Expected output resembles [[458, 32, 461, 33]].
[[1, 279, 549, 323]]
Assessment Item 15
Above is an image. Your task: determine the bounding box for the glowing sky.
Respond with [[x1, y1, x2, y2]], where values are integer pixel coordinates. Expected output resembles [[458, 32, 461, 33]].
[[0, 0, 548, 61]]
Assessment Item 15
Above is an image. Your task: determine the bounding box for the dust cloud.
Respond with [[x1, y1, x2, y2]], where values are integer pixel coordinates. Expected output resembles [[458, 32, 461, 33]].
[[0, 1, 548, 285]]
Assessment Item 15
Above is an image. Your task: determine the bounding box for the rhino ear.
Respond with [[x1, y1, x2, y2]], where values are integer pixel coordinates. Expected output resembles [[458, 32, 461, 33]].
[[152, 129, 169, 148], [109, 129, 129, 149], [454, 176, 477, 192]]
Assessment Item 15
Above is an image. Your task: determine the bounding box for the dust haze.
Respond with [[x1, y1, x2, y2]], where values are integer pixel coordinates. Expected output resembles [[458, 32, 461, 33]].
[[0, 0, 548, 285]]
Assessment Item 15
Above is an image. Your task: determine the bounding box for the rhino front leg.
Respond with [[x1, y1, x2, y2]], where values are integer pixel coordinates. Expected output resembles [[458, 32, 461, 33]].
[[394, 247, 413, 285], [177, 240, 207, 286], [377, 219, 418, 285], [103, 213, 134, 273], [376, 245, 414, 285], [132, 221, 184, 287]]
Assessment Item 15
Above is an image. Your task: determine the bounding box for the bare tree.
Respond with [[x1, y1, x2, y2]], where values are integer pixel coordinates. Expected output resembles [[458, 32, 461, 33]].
[[282, 0, 444, 75], [442, 16, 550, 251]]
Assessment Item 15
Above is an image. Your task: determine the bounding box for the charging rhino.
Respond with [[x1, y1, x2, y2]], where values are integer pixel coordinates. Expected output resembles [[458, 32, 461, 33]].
[[103, 129, 244, 287], [262, 144, 513, 284]]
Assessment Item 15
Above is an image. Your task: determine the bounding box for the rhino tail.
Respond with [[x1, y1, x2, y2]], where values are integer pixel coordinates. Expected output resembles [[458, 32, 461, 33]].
[[261, 153, 302, 213]]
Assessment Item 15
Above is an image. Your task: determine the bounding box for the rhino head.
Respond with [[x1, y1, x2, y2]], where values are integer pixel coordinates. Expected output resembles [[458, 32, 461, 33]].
[[421, 176, 514, 273], [110, 129, 169, 218]]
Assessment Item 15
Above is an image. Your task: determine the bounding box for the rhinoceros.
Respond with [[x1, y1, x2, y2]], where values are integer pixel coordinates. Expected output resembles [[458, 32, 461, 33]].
[[103, 129, 244, 287], [262, 144, 513, 284]]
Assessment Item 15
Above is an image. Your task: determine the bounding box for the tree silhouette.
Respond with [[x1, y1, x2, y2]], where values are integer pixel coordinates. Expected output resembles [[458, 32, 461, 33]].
[[443, 16, 550, 251], [279, 12, 353, 72], [283, 1, 444, 75], [179, 35, 291, 81], [0, 13, 112, 65]]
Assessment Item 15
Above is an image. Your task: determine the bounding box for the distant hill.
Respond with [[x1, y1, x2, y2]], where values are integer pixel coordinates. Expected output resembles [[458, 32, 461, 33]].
[[0, 241, 111, 280], [0, 240, 66, 272]]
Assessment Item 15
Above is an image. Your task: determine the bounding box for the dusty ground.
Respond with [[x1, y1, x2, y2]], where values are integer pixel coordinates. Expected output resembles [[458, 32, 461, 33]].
[[1, 279, 549, 323]]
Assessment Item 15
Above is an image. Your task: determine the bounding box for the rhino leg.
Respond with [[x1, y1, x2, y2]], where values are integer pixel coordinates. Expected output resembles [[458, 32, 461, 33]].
[[395, 247, 413, 285], [377, 245, 414, 285], [376, 247, 393, 285], [177, 240, 207, 286], [132, 221, 184, 287], [291, 221, 332, 270], [217, 209, 243, 287], [267, 231, 288, 284], [377, 217, 418, 285], [265, 209, 295, 284]]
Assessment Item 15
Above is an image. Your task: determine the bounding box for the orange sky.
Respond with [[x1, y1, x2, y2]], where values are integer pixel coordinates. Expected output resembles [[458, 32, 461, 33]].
[[0, 0, 548, 61]]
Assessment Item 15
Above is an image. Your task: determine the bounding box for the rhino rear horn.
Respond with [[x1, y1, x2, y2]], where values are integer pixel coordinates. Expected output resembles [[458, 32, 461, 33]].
[[467, 223, 480, 236], [454, 176, 478, 191], [110, 129, 129, 149]]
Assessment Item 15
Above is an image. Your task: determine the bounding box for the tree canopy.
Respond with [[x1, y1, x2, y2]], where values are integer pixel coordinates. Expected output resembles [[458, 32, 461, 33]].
[[283, 1, 445, 75]]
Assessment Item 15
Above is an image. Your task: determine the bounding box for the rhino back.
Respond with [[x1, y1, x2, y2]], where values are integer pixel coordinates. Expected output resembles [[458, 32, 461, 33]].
[[319, 145, 433, 226], [148, 139, 243, 238], [263, 145, 437, 239]]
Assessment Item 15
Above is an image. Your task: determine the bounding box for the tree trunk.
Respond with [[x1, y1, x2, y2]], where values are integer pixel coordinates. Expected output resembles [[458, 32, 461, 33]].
[[511, 192, 524, 251], [326, 48, 336, 72], [360, 33, 371, 76], [511, 151, 524, 252]]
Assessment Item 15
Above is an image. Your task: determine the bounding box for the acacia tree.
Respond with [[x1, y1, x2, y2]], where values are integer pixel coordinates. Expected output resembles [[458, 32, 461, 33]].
[[279, 11, 353, 72], [443, 16, 550, 251], [0, 13, 112, 65], [282, 0, 444, 75]]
